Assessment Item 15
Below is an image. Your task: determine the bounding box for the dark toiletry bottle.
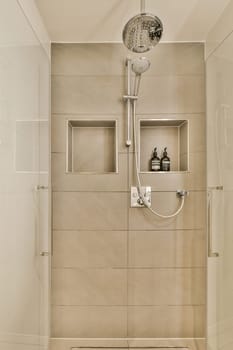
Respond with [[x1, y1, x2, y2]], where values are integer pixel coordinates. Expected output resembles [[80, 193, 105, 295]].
[[151, 147, 161, 171], [161, 147, 170, 171]]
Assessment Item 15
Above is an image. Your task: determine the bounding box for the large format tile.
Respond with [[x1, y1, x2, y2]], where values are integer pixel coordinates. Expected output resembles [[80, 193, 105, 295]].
[[52, 75, 124, 114], [128, 305, 205, 338], [52, 268, 127, 306], [128, 268, 205, 306], [52, 230, 127, 268], [146, 42, 204, 76], [129, 191, 206, 230], [129, 230, 206, 268], [52, 306, 127, 338], [136, 76, 205, 114], [52, 43, 128, 76], [52, 153, 128, 192], [51, 43, 204, 77], [53, 192, 128, 230]]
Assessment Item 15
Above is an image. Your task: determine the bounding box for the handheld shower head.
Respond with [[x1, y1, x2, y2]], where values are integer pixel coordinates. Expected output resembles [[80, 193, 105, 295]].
[[131, 57, 151, 75], [131, 57, 150, 96]]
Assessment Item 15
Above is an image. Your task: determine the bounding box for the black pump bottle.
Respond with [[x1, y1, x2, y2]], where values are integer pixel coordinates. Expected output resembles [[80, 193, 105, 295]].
[[160, 147, 170, 171], [151, 147, 160, 171]]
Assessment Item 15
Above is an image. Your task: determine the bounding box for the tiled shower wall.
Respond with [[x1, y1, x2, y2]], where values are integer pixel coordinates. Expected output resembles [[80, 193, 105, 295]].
[[51, 43, 206, 341]]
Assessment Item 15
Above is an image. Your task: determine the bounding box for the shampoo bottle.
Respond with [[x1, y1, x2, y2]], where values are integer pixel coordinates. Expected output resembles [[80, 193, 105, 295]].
[[151, 147, 160, 171], [160, 147, 170, 171]]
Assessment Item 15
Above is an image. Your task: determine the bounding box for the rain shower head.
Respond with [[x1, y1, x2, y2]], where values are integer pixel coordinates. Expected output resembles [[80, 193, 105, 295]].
[[122, 13, 163, 53], [131, 57, 150, 75]]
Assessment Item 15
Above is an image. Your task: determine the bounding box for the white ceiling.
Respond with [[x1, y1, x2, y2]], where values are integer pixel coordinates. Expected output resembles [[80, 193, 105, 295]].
[[35, 0, 231, 43]]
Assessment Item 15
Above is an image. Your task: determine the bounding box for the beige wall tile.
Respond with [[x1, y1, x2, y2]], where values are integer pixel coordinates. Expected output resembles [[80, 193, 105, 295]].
[[52, 153, 128, 192], [128, 305, 205, 338], [51, 42, 206, 341], [52, 230, 127, 268], [52, 43, 128, 76], [129, 230, 206, 268], [53, 192, 128, 230], [129, 191, 206, 230], [128, 268, 205, 306], [51, 306, 127, 338], [136, 76, 205, 114], [51, 43, 204, 77], [52, 268, 127, 306], [146, 43, 205, 76], [52, 76, 124, 114]]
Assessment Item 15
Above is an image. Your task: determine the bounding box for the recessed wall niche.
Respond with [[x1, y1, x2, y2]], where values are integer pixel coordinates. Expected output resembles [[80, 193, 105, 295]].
[[139, 119, 189, 172], [66, 119, 118, 173]]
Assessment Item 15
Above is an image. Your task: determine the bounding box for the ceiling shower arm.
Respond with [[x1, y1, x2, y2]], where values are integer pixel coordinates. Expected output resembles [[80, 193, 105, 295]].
[[141, 0, 146, 13]]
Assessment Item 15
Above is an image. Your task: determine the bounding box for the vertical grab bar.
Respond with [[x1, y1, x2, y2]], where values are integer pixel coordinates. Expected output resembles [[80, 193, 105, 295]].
[[207, 189, 219, 258]]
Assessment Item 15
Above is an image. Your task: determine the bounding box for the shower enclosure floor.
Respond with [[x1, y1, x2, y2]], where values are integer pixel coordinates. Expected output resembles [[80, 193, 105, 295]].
[[49, 337, 205, 350]]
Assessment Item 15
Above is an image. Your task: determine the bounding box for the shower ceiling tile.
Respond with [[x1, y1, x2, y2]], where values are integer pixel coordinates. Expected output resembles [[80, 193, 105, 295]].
[[36, 0, 231, 42]]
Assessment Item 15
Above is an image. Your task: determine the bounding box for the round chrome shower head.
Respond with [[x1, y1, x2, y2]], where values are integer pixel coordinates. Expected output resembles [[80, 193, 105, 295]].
[[131, 57, 150, 75], [122, 13, 163, 53]]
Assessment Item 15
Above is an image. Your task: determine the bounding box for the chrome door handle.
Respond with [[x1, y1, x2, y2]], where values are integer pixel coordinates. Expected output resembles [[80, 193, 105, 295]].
[[207, 190, 219, 258], [40, 251, 49, 257], [35, 185, 48, 191]]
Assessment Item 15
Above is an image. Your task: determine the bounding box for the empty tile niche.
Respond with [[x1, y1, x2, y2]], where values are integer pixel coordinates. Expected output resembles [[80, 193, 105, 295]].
[[139, 119, 189, 172], [66, 120, 118, 173]]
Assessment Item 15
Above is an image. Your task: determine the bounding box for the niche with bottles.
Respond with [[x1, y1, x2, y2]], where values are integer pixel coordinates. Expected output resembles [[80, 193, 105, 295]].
[[66, 119, 118, 174], [139, 119, 189, 172]]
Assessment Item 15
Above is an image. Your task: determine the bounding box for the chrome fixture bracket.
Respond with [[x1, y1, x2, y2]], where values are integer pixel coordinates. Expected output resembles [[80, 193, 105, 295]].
[[176, 190, 189, 198], [131, 186, 151, 208]]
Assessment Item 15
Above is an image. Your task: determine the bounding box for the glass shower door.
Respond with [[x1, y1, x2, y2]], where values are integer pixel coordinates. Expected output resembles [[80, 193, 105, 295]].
[[0, 2, 50, 349], [206, 32, 233, 350]]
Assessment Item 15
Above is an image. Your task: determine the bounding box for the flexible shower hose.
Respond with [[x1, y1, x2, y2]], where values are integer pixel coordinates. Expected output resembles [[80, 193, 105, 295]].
[[132, 100, 186, 218]]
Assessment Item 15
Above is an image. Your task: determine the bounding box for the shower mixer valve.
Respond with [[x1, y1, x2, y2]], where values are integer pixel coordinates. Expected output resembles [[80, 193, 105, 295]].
[[131, 186, 152, 208]]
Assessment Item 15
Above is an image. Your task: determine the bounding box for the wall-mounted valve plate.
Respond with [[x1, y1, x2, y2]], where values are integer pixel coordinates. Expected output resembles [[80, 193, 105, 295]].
[[131, 186, 151, 208]]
